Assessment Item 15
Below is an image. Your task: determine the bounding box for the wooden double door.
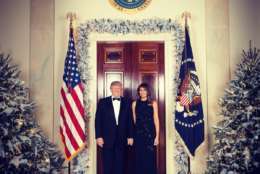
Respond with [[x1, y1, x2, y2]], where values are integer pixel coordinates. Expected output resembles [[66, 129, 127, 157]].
[[97, 41, 165, 174]]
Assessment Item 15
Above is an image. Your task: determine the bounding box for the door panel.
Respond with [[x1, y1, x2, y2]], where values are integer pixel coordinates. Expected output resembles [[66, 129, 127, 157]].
[[97, 41, 165, 174], [139, 71, 158, 99], [105, 72, 124, 96]]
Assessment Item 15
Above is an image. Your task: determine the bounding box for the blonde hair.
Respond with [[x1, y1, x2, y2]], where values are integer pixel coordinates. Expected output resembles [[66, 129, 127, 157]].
[[110, 81, 122, 88]]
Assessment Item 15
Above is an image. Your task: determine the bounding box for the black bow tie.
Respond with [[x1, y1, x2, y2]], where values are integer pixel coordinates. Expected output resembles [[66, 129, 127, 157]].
[[112, 97, 120, 101]]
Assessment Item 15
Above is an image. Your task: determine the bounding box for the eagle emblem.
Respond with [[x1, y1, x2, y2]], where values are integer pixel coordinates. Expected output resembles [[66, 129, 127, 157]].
[[109, 0, 152, 13], [176, 70, 202, 117]]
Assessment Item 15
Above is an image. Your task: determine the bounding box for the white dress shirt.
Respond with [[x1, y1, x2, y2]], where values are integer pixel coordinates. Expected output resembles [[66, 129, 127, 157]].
[[112, 96, 121, 125]]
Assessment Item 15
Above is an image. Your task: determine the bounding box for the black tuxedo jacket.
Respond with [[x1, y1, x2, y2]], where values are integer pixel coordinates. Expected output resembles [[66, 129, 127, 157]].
[[95, 96, 134, 148]]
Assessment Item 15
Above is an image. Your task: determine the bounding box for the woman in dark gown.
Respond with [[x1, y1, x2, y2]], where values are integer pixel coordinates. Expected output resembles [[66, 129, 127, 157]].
[[132, 83, 160, 174]]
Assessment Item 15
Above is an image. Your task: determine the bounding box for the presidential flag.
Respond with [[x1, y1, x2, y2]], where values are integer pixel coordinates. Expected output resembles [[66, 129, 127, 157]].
[[60, 23, 86, 160], [175, 25, 204, 156]]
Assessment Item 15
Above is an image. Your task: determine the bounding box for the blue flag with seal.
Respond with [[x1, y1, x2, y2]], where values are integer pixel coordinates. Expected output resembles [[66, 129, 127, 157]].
[[175, 25, 204, 156]]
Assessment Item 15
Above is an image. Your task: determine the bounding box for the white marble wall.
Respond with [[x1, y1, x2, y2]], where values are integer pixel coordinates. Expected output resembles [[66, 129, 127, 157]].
[[30, 0, 55, 141], [0, 0, 30, 84], [229, 0, 260, 78], [205, 0, 230, 149]]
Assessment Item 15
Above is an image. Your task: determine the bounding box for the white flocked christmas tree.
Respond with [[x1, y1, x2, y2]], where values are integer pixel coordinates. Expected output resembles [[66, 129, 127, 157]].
[[0, 54, 64, 173], [206, 42, 260, 174]]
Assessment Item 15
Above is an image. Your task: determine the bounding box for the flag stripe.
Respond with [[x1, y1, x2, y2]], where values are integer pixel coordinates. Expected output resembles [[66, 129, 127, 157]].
[[79, 83, 84, 93], [60, 127, 71, 158], [62, 82, 84, 115], [61, 88, 85, 141], [62, 82, 84, 108], [59, 118, 75, 156], [60, 102, 84, 146], [74, 84, 84, 106], [70, 84, 84, 114], [60, 106, 79, 150], [61, 84, 85, 131]]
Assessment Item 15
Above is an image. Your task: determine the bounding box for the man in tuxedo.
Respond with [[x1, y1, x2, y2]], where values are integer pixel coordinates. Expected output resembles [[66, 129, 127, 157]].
[[95, 81, 134, 174]]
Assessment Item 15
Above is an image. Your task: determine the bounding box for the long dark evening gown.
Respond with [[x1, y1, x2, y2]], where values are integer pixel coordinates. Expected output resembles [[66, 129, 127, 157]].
[[134, 99, 157, 174]]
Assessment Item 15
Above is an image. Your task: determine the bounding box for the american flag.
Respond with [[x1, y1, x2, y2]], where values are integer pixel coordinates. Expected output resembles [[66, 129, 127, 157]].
[[60, 24, 86, 161]]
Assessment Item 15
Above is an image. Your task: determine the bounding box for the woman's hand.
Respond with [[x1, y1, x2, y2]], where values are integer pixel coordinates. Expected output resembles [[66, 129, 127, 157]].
[[96, 138, 104, 148], [128, 138, 134, 146], [154, 136, 159, 146]]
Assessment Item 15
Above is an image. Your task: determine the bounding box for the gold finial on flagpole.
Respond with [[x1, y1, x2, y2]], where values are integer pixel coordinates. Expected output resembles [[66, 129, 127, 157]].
[[66, 12, 77, 22], [66, 12, 77, 27], [66, 12, 78, 42], [181, 11, 191, 27]]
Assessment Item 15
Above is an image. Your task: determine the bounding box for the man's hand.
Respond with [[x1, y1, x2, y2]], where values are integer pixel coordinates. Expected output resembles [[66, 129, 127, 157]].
[[96, 138, 104, 148], [127, 138, 134, 146]]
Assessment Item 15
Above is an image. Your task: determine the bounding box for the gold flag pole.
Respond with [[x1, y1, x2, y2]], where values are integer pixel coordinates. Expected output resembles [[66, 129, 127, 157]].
[[66, 12, 78, 42], [65, 13, 77, 174], [66, 12, 77, 25], [181, 11, 192, 174]]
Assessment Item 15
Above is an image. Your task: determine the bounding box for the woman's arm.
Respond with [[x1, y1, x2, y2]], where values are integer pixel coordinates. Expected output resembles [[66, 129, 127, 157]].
[[132, 101, 136, 124], [153, 100, 160, 145]]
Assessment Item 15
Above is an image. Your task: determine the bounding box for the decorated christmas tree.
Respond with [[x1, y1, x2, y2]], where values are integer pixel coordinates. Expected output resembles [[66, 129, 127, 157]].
[[206, 42, 260, 174], [0, 54, 64, 173]]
